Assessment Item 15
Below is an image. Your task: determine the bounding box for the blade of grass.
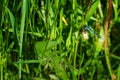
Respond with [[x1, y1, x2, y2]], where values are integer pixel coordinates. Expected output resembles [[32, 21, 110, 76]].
[[5, 6, 15, 32], [85, 0, 100, 22], [0, 53, 3, 80], [19, 0, 27, 79], [13, 60, 40, 64], [0, 0, 3, 79], [0, 0, 3, 50], [117, 65, 120, 80], [113, 0, 118, 21], [98, 0, 103, 18]]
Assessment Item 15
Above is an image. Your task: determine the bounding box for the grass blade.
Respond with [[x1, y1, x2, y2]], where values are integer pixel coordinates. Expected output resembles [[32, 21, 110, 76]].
[[85, 0, 100, 22], [19, 0, 27, 79]]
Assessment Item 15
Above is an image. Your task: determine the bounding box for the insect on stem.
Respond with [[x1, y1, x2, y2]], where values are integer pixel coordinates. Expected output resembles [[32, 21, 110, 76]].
[[84, 25, 102, 39]]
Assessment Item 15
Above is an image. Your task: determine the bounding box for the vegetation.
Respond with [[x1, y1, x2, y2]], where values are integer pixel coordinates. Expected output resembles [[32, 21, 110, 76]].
[[0, 0, 120, 80]]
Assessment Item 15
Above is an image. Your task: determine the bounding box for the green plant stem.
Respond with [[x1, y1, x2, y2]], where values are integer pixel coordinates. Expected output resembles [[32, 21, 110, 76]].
[[104, 0, 113, 79]]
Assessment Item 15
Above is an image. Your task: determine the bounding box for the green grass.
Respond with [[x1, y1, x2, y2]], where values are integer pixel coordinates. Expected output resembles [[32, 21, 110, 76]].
[[0, 0, 120, 80]]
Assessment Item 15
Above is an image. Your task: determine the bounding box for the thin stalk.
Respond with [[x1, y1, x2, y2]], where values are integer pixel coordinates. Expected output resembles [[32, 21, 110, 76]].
[[73, 39, 79, 79], [0, 64, 3, 80], [72, 0, 77, 79], [0, 0, 3, 80], [19, 0, 26, 79], [98, 1, 103, 18], [104, 0, 113, 79]]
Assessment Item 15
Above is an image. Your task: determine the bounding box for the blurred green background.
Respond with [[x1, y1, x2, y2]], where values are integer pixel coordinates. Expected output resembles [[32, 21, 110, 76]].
[[0, 0, 120, 80]]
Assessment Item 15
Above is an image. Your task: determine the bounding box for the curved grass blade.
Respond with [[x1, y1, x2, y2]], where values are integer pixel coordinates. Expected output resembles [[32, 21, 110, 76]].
[[85, 0, 100, 22]]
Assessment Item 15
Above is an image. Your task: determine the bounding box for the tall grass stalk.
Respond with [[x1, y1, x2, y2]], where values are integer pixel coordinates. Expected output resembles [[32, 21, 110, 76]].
[[19, 0, 27, 79]]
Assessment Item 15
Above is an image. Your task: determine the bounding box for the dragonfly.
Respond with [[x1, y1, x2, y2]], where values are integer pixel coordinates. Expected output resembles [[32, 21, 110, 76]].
[[84, 25, 102, 39]]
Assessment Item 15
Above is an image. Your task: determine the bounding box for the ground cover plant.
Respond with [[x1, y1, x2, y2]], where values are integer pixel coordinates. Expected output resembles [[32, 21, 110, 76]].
[[0, 0, 120, 80]]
